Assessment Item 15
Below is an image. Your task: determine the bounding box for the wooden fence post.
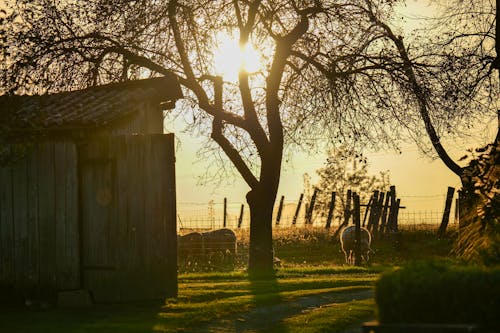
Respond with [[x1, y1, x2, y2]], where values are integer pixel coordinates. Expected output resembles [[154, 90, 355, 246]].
[[345, 189, 352, 225], [366, 191, 379, 229], [237, 204, 244, 228], [325, 192, 336, 229], [304, 203, 309, 223], [305, 188, 318, 224], [223, 197, 227, 228], [379, 191, 391, 235], [353, 193, 362, 266], [438, 187, 455, 237], [387, 186, 397, 231], [372, 192, 385, 236], [292, 193, 303, 225], [362, 193, 374, 228], [393, 198, 401, 231], [333, 190, 352, 238], [276, 195, 284, 226]]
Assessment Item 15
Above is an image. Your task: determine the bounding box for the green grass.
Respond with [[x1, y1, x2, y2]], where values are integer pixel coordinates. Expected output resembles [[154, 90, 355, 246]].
[[276, 299, 375, 333], [0, 227, 456, 332], [0, 266, 376, 332]]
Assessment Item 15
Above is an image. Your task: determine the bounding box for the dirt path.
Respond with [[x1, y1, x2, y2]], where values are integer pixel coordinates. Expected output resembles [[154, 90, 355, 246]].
[[194, 289, 374, 333]]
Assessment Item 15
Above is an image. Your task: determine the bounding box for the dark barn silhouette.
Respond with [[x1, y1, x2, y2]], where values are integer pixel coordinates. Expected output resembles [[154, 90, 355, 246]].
[[0, 76, 182, 303]]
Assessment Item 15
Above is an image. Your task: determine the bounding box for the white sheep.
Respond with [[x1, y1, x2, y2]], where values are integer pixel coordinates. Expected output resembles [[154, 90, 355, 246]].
[[340, 226, 372, 265]]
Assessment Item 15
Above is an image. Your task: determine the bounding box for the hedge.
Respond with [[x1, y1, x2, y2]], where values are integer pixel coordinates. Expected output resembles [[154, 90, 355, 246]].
[[375, 261, 500, 329]]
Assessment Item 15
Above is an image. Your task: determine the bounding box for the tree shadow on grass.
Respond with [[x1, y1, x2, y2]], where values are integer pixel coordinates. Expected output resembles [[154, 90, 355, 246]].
[[241, 271, 290, 333], [0, 300, 163, 333]]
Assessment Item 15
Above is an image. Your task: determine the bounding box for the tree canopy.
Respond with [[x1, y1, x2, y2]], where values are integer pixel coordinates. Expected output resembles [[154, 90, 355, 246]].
[[1, 0, 497, 273]]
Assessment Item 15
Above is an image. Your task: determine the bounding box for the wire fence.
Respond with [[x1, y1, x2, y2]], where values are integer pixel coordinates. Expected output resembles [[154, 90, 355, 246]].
[[177, 199, 458, 231]]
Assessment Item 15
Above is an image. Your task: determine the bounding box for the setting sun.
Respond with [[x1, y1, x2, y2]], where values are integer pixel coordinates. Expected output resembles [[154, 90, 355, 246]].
[[213, 32, 263, 81]]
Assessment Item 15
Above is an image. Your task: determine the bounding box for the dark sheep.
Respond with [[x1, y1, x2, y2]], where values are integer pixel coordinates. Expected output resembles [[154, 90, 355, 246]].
[[177, 228, 237, 266], [201, 228, 237, 258], [177, 232, 204, 263]]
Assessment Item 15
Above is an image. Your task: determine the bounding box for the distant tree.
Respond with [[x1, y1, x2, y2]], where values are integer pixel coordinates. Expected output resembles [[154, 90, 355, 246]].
[[306, 147, 390, 224]]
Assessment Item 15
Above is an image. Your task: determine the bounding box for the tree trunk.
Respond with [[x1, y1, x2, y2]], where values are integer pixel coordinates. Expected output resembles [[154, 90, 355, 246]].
[[246, 187, 276, 275], [246, 153, 281, 275]]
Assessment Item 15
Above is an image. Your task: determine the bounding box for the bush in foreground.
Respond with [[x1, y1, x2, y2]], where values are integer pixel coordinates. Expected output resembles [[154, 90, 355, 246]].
[[375, 261, 500, 330]]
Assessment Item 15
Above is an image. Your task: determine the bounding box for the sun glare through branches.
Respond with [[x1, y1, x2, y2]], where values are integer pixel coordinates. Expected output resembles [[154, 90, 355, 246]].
[[213, 32, 263, 82]]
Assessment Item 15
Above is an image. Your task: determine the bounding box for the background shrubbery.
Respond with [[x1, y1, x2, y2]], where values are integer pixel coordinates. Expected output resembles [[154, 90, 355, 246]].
[[375, 261, 500, 329]]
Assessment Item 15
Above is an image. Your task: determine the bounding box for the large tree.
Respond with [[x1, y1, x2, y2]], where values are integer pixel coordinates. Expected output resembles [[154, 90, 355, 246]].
[[1, 0, 491, 273], [379, 0, 498, 179], [390, 0, 498, 262]]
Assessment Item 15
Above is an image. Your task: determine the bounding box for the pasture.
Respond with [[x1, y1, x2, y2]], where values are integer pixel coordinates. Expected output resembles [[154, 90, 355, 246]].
[[0, 226, 457, 332]]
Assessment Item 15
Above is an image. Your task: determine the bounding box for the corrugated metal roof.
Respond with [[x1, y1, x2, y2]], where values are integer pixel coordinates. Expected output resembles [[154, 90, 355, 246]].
[[0, 76, 183, 133]]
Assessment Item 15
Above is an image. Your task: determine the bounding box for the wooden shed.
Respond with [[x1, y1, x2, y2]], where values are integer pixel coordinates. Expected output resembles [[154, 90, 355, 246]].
[[0, 76, 182, 303]]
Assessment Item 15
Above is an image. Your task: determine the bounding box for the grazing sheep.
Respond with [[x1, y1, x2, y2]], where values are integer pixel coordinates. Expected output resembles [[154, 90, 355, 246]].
[[178, 232, 204, 263], [201, 228, 237, 259], [340, 226, 372, 265], [178, 228, 237, 267]]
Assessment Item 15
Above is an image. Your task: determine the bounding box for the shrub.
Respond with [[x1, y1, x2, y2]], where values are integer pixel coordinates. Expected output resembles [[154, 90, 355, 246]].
[[375, 261, 500, 329], [456, 142, 500, 265]]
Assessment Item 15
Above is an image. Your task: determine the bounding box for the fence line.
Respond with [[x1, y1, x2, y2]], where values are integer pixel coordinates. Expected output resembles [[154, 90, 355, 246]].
[[177, 200, 458, 231]]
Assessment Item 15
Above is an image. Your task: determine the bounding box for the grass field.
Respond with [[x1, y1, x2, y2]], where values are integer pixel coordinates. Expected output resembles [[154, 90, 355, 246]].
[[0, 227, 457, 332]]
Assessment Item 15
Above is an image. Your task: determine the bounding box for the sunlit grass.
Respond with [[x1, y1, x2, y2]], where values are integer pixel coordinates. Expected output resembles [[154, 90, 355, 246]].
[[154, 267, 377, 331], [276, 299, 375, 333], [0, 227, 456, 332], [0, 266, 376, 332]]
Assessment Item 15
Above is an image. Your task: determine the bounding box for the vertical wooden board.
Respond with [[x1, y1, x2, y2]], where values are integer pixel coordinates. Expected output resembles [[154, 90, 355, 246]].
[[12, 155, 29, 291], [54, 141, 80, 290], [115, 135, 136, 301], [101, 138, 118, 302], [163, 134, 178, 297], [37, 142, 57, 298], [147, 134, 173, 298], [122, 135, 138, 300], [64, 142, 79, 289], [80, 138, 118, 302], [134, 135, 148, 299], [80, 164, 92, 271], [115, 137, 129, 302], [26, 146, 40, 294], [104, 138, 120, 302], [0, 166, 15, 288], [143, 135, 156, 299], [125, 135, 147, 300], [54, 142, 67, 290], [82, 166, 109, 268]]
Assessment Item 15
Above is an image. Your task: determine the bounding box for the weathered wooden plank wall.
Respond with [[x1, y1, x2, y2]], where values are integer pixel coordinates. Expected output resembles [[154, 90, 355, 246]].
[[79, 134, 177, 303], [0, 134, 177, 303], [0, 141, 79, 300]]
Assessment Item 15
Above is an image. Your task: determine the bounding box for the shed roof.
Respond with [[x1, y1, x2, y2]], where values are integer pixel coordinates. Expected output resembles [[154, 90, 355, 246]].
[[0, 75, 182, 136]]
